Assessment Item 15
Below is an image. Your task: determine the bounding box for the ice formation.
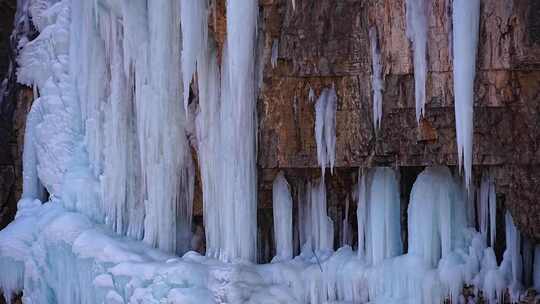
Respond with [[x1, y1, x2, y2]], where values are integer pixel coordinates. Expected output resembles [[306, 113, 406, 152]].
[[478, 172, 497, 247], [297, 179, 334, 253], [357, 167, 402, 264], [181, 0, 207, 115], [0, 0, 536, 303], [272, 172, 293, 261], [406, 0, 428, 122], [271, 39, 279, 69], [453, 0, 480, 188], [369, 27, 383, 129], [314, 88, 337, 175]]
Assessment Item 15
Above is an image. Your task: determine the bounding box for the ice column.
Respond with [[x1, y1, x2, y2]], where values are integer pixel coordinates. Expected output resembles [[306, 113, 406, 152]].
[[181, 0, 208, 114], [357, 167, 402, 264], [478, 172, 497, 247], [369, 27, 383, 129], [408, 166, 468, 266], [272, 172, 293, 261], [452, 0, 480, 188], [406, 0, 428, 122], [220, 0, 258, 261]]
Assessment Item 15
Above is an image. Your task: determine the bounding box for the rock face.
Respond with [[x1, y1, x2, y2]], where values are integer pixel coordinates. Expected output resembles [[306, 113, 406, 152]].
[[254, 0, 540, 249], [0, 0, 24, 231]]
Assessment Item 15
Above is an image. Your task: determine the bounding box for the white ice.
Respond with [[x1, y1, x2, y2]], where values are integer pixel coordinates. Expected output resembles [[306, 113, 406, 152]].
[[452, 0, 480, 188], [369, 27, 383, 129], [314, 87, 337, 175], [406, 0, 428, 122]]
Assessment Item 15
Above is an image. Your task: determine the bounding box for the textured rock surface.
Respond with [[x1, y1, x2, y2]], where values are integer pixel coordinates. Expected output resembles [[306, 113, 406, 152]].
[[254, 0, 540, 245], [0, 0, 20, 231]]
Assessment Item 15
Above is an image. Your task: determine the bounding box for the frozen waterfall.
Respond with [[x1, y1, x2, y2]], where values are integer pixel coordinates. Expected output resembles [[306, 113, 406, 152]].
[[0, 0, 535, 303]]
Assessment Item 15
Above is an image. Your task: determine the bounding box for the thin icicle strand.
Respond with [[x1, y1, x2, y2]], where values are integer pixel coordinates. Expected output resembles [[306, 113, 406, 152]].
[[369, 26, 383, 129]]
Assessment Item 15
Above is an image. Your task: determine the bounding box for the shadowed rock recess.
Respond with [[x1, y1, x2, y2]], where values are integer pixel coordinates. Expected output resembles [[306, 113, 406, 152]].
[[0, 0, 539, 303]]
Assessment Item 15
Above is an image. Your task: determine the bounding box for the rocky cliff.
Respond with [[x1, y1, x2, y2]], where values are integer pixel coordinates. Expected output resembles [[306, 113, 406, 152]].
[[249, 0, 540, 258]]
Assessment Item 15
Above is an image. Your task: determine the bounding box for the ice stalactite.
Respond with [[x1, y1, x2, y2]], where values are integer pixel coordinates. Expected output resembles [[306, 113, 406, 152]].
[[406, 0, 428, 122], [408, 166, 467, 267], [478, 172, 497, 247], [503, 211, 523, 301], [272, 172, 293, 261], [181, 0, 208, 115], [314, 87, 337, 175], [271, 39, 279, 68], [298, 179, 334, 253], [356, 167, 402, 265], [453, 0, 480, 188], [340, 196, 351, 247], [369, 27, 383, 129]]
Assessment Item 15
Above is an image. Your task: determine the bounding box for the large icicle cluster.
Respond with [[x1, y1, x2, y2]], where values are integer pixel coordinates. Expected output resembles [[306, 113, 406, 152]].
[[452, 0, 480, 188], [194, 0, 259, 262], [69, 0, 194, 254], [406, 0, 428, 122]]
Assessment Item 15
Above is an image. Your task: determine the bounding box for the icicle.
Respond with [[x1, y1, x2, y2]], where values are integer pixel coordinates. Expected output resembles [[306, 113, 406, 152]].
[[452, 0, 480, 188], [340, 196, 351, 247], [271, 39, 278, 69], [21, 100, 45, 200], [314, 88, 337, 175], [479, 172, 496, 246], [195, 43, 222, 258], [369, 26, 383, 129], [272, 172, 293, 261], [503, 211, 523, 299], [406, 0, 428, 122], [180, 0, 208, 115], [356, 169, 367, 258], [308, 86, 315, 102]]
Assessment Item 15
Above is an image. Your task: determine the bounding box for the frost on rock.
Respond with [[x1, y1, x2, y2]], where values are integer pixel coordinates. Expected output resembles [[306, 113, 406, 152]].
[[453, 0, 480, 188], [314, 87, 337, 175], [406, 0, 428, 122], [369, 26, 383, 129]]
